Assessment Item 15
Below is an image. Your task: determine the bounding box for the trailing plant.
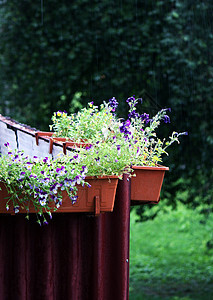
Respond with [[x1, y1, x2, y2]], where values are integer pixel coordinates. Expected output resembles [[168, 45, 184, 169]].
[[0, 143, 88, 224], [0, 141, 129, 224]]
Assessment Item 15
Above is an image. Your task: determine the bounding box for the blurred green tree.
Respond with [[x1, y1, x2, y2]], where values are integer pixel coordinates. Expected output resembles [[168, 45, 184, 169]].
[[0, 0, 212, 213]]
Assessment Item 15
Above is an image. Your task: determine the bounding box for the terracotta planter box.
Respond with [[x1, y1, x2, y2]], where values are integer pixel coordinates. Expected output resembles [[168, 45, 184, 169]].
[[35, 131, 91, 154], [0, 176, 118, 216], [131, 166, 169, 205]]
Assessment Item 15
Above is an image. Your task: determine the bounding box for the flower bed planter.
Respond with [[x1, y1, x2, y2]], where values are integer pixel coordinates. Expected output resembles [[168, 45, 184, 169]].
[[131, 166, 169, 205], [0, 176, 118, 216]]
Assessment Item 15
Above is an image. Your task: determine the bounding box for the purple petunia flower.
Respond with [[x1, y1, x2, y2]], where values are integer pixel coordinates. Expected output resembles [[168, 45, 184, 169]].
[[140, 113, 150, 124], [163, 115, 170, 123], [126, 119, 131, 127], [128, 110, 139, 119], [108, 97, 118, 112], [126, 96, 136, 106], [120, 119, 132, 140]]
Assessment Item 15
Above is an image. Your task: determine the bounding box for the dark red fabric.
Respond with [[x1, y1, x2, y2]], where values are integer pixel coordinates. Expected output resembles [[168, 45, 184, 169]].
[[0, 175, 130, 300]]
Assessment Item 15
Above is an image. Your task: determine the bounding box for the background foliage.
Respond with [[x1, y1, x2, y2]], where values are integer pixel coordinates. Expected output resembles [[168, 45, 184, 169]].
[[0, 0, 212, 213]]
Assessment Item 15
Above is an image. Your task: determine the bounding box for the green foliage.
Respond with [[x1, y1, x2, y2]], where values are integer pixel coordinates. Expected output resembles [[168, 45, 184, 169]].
[[0, 0, 212, 209], [130, 205, 213, 299]]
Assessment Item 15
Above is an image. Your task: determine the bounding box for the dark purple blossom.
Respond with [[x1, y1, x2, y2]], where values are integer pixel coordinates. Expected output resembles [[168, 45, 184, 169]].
[[50, 183, 60, 194], [50, 194, 58, 202], [30, 174, 37, 178], [72, 195, 78, 204], [13, 155, 20, 163], [128, 110, 139, 119], [126, 96, 142, 109], [126, 119, 131, 127], [140, 113, 150, 124], [85, 144, 92, 150], [120, 119, 132, 139], [74, 175, 81, 185], [108, 97, 118, 112], [43, 157, 49, 163], [163, 115, 170, 123], [56, 166, 66, 175], [126, 96, 136, 107], [82, 165, 87, 172], [117, 145, 121, 155], [28, 183, 34, 189]]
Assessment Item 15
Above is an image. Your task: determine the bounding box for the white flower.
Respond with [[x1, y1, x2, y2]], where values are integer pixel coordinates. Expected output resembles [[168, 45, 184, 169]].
[[101, 127, 108, 139], [40, 199, 47, 206], [129, 125, 135, 135]]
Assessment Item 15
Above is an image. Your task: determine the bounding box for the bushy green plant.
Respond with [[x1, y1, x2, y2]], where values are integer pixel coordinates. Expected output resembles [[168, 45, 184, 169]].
[[50, 96, 187, 167], [0, 96, 187, 224]]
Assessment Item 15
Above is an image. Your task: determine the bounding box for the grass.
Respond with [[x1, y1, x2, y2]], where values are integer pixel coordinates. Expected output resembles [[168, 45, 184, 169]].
[[129, 202, 213, 300]]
